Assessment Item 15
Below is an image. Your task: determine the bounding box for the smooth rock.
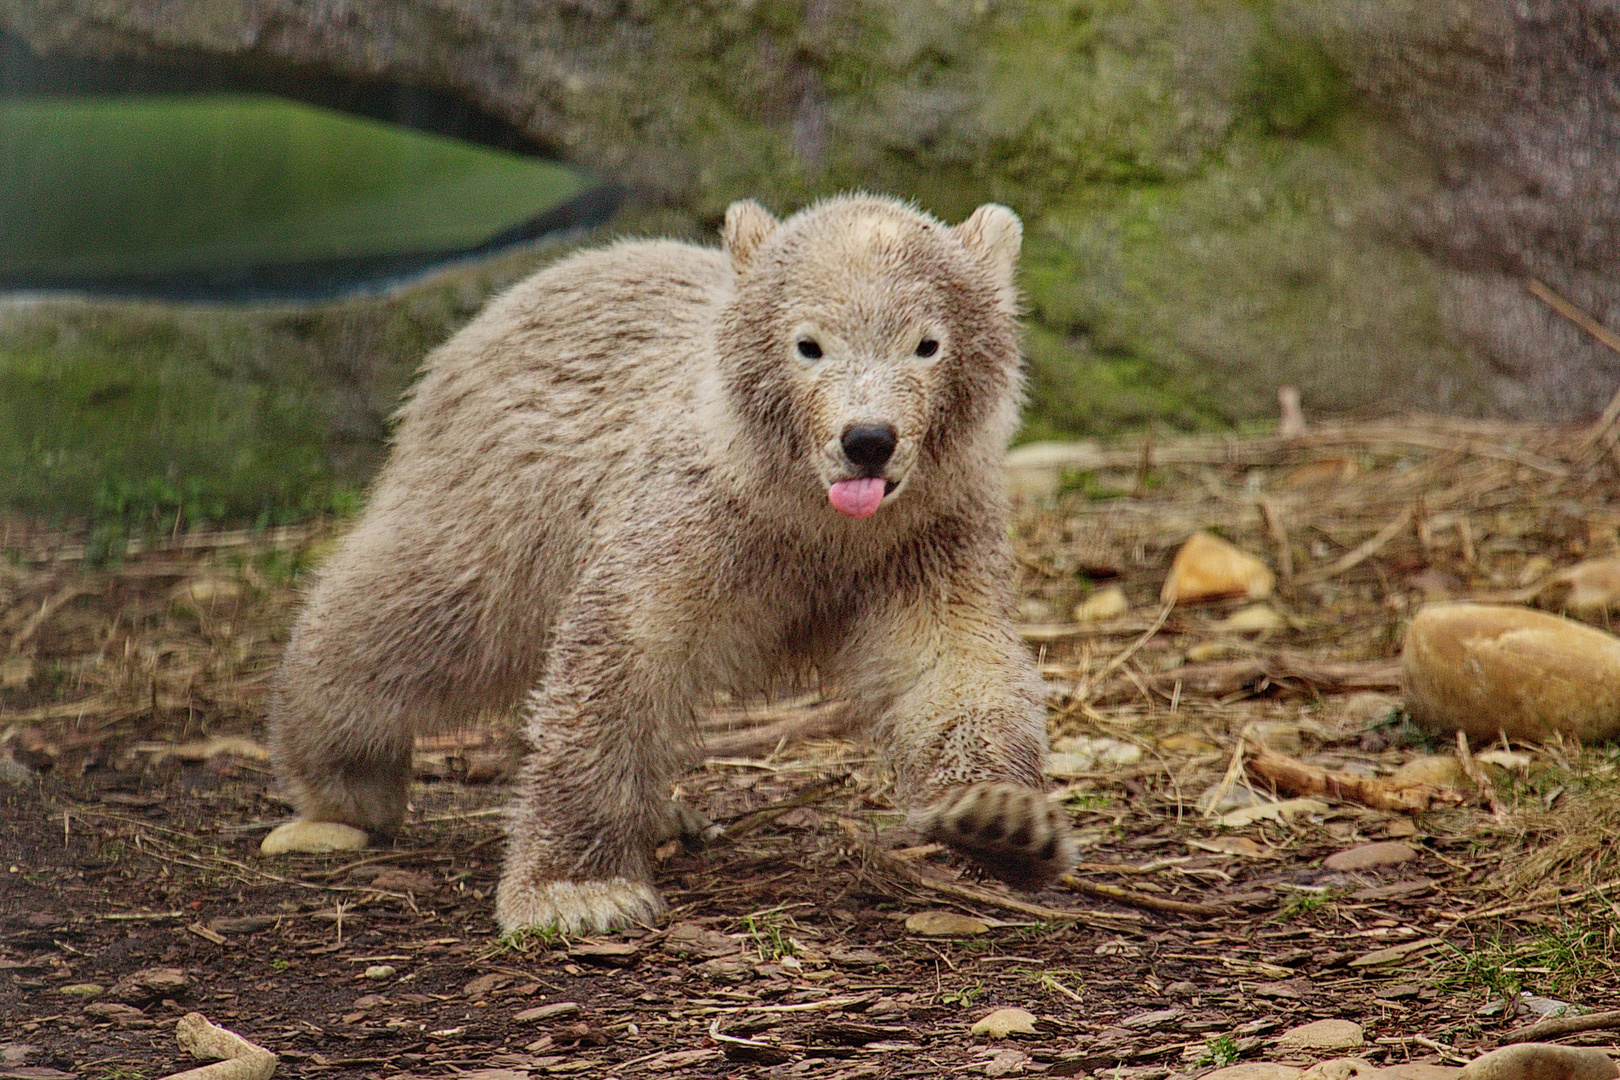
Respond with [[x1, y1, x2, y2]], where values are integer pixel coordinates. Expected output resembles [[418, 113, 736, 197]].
[[58, 983, 104, 999], [0, 656, 33, 689], [1279, 457, 1358, 490], [260, 820, 369, 856], [970, 1008, 1038, 1038], [1200, 1065, 1305, 1080], [1322, 842, 1418, 872], [1457, 1043, 1617, 1080], [905, 910, 989, 937], [1274, 1019, 1365, 1052], [1214, 604, 1289, 634], [1300, 1059, 1381, 1080], [1382, 1067, 1462, 1080], [1074, 586, 1130, 622], [1163, 532, 1276, 604], [1534, 557, 1620, 620], [362, 965, 396, 980], [1402, 603, 1620, 742]]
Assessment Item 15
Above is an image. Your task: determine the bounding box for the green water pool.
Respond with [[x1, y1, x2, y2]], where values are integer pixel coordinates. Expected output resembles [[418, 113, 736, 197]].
[[0, 93, 590, 285]]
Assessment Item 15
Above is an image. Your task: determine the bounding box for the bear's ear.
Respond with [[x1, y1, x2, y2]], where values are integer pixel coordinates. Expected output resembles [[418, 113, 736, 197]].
[[953, 204, 1022, 282], [722, 200, 779, 273]]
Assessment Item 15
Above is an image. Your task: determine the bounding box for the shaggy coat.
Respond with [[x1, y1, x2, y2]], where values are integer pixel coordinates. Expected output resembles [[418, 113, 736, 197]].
[[267, 195, 1075, 933]]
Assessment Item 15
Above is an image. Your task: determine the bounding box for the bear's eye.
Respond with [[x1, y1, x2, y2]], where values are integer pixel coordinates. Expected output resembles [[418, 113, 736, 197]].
[[796, 339, 823, 360], [915, 338, 939, 358]]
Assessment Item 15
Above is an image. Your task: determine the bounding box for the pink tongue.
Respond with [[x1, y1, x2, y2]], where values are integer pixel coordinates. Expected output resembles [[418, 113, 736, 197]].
[[828, 477, 887, 519]]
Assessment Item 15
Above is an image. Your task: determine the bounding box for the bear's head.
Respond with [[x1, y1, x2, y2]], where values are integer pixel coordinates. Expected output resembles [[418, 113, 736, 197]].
[[716, 194, 1024, 524]]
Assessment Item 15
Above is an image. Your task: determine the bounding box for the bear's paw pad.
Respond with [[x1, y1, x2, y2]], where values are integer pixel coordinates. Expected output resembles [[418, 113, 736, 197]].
[[495, 877, 666, 936], [918, 781, 1078, 891], [260, 820, 370, 856]]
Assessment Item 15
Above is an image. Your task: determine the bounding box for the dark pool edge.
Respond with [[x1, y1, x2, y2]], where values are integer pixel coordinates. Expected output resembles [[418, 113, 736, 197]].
[[0, 184, 628, 305]]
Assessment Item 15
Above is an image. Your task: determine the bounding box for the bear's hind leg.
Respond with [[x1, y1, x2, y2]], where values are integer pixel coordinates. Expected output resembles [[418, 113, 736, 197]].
[[495, 591, 698, 936]]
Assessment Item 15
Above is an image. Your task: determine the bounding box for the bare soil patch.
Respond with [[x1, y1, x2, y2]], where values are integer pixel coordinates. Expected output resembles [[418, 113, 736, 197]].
[[3, 417, 1619, 1080]]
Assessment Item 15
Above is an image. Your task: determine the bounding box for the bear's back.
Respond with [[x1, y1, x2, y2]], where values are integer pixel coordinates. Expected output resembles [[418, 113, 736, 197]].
[[392, 239, 733, 468]]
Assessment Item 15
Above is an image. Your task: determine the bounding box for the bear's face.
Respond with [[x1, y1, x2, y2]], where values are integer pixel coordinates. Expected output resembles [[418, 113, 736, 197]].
[[718, 196, 1023, 522]]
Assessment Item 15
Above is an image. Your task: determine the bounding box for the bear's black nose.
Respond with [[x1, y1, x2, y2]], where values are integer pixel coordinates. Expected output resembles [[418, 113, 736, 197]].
[[841, 424, 897, 474]]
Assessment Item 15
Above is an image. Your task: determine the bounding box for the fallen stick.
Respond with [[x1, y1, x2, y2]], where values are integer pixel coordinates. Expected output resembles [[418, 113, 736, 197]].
[[864, 846, 1141, 930], [1293, 505, 1416, 587], [702, 700, 858, 757], [1059, 875, 1232, 917], [1243, 740, 1466, 814], [1501, 1008, 1620, 1045], [163, 1013, 277, 1080]]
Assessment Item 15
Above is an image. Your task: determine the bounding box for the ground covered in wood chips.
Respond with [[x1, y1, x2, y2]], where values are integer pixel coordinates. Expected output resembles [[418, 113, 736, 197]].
[[3, 417, 1620, 1080]]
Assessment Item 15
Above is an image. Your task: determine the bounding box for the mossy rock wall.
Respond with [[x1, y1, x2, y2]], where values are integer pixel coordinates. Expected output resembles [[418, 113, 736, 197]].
[[2, 0, 1615, 523]]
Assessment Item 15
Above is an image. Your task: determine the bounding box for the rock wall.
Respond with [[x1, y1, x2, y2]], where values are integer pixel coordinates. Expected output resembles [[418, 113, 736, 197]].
[[1, 0, 1616, 520]]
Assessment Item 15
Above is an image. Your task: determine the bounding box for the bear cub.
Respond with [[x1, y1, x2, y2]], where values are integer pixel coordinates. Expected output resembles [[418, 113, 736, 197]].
[[264, 194, 1078, 934]]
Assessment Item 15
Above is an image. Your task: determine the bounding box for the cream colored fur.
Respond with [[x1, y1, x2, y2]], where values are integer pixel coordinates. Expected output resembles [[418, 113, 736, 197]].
[[266, 194, 1074, 934]]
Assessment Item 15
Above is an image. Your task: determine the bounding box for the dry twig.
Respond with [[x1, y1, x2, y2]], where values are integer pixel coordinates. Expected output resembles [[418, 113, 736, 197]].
[[1243, 739, 1466, 814], [1058, 875, 1232, 917], [1501, 1008, 1620, 1045], [863, 845, 1140, 930]]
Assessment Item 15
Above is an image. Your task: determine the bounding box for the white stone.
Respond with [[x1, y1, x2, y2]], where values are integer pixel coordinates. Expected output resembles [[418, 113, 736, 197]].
[[259, 820, 369, 856]]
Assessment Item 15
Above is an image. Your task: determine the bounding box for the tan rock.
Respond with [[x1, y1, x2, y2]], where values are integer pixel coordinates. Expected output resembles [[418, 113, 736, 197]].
[[1217, 797, 1329, 828], [1279, 457, 1358, 490], [259, 820, 369, 856], [1074, 585, 1129, 622], [1274, 1019, 1365, 1052], [1322, 842, 1417, 871], [1214, 603, 1289, 634], [1534, 557, 1620, 620], [1457, 1043, 1617, 1080], [1381, 1066, 1462, 1080], [0, 656, 33, 689], [1200, 1065, 1305, 1080], [970, 1007, 1038, 1038], [1300, 1059, 1381, 1080], [905, 910, 989, 936], [1163, 532, 1275, 605], [1401, 603, 1620, 742]]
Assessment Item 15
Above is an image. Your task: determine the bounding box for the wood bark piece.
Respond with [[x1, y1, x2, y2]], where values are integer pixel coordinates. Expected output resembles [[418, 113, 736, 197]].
[[162, 1013, 276, 1080], [1243, 740, 1466, 814]]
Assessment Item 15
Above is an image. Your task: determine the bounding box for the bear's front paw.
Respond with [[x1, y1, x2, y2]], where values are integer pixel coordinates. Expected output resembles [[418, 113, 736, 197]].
[[652, 799, 724, 848], [494, 876, 666, 936], [914, 781, 1078, 891]]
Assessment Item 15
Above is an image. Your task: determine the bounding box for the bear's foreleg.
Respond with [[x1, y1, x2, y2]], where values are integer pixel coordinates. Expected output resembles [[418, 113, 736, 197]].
[[840, 589, 1078, 891], [495, 589, 699, 936]]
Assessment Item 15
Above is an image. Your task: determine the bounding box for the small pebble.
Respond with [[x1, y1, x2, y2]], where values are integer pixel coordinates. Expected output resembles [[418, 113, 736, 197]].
[[363, 965, 396, 980]]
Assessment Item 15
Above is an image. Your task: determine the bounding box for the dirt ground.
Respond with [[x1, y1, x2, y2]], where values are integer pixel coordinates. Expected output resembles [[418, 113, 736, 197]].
[[3, 417, 1620, 1080]]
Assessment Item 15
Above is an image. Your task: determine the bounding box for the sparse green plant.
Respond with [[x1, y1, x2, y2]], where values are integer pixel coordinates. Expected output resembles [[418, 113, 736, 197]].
[[491, 925, 563, 955], [1065, 788, 1113, 811], [1436, 921, 1611, 1004], [1196, 1035, 1242, 1069], [740, 909, 801, 963], [97, 1067, 146, 1080], [1275, 886, 1343, 921], [939, 982, 985, 1008], [268, 958, 290, 972]]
